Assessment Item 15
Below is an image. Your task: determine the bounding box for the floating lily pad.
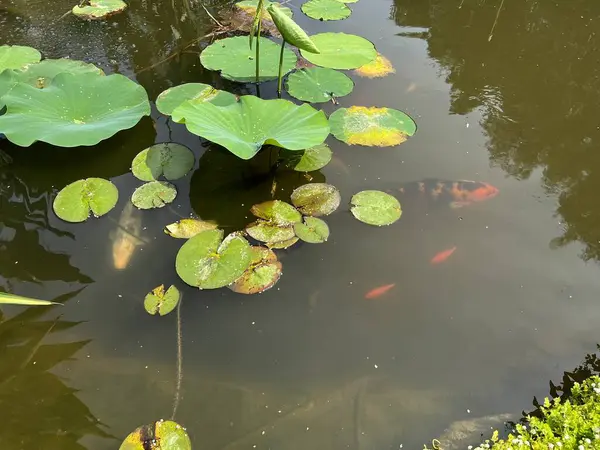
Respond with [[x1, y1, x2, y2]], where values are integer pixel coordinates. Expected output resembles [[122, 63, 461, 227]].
[[251, 200, 302, 224], [290, 183, 341, 216], [164, 218, 218, 239], [144, 285, 180, 316], [329, 106, 417, 147], [0, 72, 150, 147], [131, 143, 195, 181], [0, 45, 41, 72], [246, 220, 296, 244], [53, 178, 118, 223], [228, 247, 282, 294], [300, 32, 376, 69], [131, 181, 177, 210], [266, 4, 319, 53], [73, 0, 127, 19], [156, 83, 237, 116], [176, 229, 252, 289], [172, 95, 330, 160], [294, 216, 329, 243], [302, 0, 351, 21], [119, 420, 191, 450], [200, 36, 297, 83], [286, 67, 353, 103], [267, 236, 299, 249], [350, 190, 402, 226], [354, 53, 395, 78], [281, 143, 332, 172]]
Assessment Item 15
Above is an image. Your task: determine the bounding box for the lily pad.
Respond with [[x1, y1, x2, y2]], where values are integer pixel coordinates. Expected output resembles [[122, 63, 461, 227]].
[[175, 229, 252, 289], [131, 143, 195, 181], [300, 32, 376, 69], [281, 143, 332, 172], [73, 0, 127, 19], [164, 218, 218, 239], [119, 420, 191, 450], [228, 247, 282, 294], [200, 36, 297, 83], [0, 72, 150, 147], [246, 220, 296, 244], [267, 236, 299, 249], [251, 200, 302, 224], [294, 216, 329, 243], [172, 95, 330, 160], [286, 67, 353, 103], [53, 178, 118, 223], [354, 53, 395, 78], [131, 181, 177, 210], [0, 45, 41, 72], [302, 0, 351, 21], [144, 285, 180, 316], [290, 183, 341, 216], [350, 190, 402, 226], [266, 4, 319, 53], [329, 106, 417, 147], [156, 83, 237, 116]]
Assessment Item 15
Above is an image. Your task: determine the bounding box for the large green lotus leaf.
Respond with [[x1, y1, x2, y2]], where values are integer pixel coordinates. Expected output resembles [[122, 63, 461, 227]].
[[294, 216, 329, 243], [228, 247, 282, 294], [301, 0, 351, 21], [73, 0, 128, 19], [144, 285, 180, 316], [350, 190, 402, 226], [300, 32, 376, 69], [172, 95, 330, 160], [131, 143, 195, 181], [250, 200, 302, 225], [329, 106, 417, 147], [131, 181, 177, 210], [266, 4, 319, 53], [156, 83, 237, 116], [290, 183, 341, 216], [53, 178, 119, 223], [0, 72, 150, 147], [200, 36, 297, 82], [281, 143, 332, 172], [286, 67, 353, 103], [119, 420, 191, 450], [175, 229, 252, 289], [0, 45, 41, 72]]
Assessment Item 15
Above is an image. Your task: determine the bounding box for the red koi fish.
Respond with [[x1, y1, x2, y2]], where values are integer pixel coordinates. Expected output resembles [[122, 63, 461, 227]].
[[364, 283, 395, 299], [430, 246, 457, 265], [395, 179, 499, 209]]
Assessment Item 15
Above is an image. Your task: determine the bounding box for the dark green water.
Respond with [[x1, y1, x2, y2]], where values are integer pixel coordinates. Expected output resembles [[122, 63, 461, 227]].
[[1, 0, 600, 448]]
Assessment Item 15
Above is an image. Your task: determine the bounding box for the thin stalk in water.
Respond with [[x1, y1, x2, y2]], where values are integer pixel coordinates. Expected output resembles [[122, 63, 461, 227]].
[[255, 18, 262, 83], [277, 40, 286, 98], [171, 295, 183, 420]]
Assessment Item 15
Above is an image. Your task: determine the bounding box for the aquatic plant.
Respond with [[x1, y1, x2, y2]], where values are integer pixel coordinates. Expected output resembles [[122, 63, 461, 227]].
[[164, 219, 218, 239], [53, 178, 119, 223], [301, 0, 352, 21], [299, 32, 376, 69], [72, 0, 127, 20], [131, 181, 177, 210], [120, 420, 191, 450], [0, 45, 40, 72], [155, 83, 236, 117], [280, 143, 333, 172], [228, 246, 282, 294], [290, 183, 341, 216], [350, 190, 402, 226], [0, 292, 60, 306], [144, 285, 181, 316], [286, 67, 354, 103], [131, 143, 195, 182]]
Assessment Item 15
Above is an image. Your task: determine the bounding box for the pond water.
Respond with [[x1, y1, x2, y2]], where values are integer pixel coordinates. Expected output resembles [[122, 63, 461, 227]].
[[2, 0, 600, 448]]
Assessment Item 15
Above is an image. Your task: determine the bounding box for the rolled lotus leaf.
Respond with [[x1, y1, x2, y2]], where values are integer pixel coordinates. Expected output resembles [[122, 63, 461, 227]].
[[266, 4, 319, 54]]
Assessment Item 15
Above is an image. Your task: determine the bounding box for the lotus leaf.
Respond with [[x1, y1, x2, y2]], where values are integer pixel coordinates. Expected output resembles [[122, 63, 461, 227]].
[[290, 183, 341, 216], [251, 200, 302, 224], [300, 32, 376, 69], [301, 0, 351, 21], [294, 216, 329, 243], [338, 0, 358, 3], [228, 247, 282, 294], [286, 67, 353, 103], [281, 143, 332, 172], [131, 143, 195, 181], [144, 285, 180, 316], [73, 0, 128, 19], [0, 292, 59, 306], [175, 230, 252, 289], [266, 4, 319, 53], [329, 106, 417, 147], [246, 220, 296, 244], [354, 53, 395, 78], [267, 236, 299, 249], [53, 178, 118, 223], [119, 420, 191, 450], [164, 218, 218, 239], [200, 36, 297, 83], [131, 181, 177, 210], [0, 73, 150, 147], [0, 45, 41, 72], [156, 83, 237, 116], [350, 190, 402, 226], [172, 95, 330, 160]]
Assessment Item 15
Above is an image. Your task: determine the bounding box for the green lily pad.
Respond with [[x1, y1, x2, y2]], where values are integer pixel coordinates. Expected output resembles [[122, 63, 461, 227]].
[[119, 420, 191, 450], [53, 178, 118, 223], [228, 247, 282, 294], [164, 218, 218, 239], [156, 83, 237, 116], [281, 143, 332, 172], [286, 67, 353, 103], [300, 32, 376, 69], [131, 181, 177, 210], [290, 183, 341, 216], [200, 36, 297, 83], [294, 216, 329, 243], [144, 285, 180, 316], [251, 200, 302, 224], [301, 0, 351, 21], [131, 143, 195, 181], [267, 236, 299, 249], [246, 220, 296, 244], [0, 72, 150, 147], [266, 4, 319, 53], [350, 190, 402, 226], [329, 106, 417, 147], [0, 45, 41, 72], [73, 0, 127, 19], [175, 230, 252, 289], [172, 95, 330, 160]]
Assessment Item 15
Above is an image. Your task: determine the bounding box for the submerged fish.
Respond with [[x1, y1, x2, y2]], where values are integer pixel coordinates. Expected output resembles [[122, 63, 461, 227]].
[[364, 283, 395, 299], [393, 179, 499, 209], [431, 246, 457, 265], [111, 201, 145, 270]]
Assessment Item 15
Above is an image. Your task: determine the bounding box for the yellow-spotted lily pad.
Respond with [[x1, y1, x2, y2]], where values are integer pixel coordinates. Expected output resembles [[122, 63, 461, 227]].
[[228, 247, 282, 294], [350, 190, 402, 226], [131, 181, 177, 210], [73, 0, 127, 20], [246, 221, 296, 244], [144, 285, 180, 316], [354, 53, 395, 78], [119, 419, 191, 450], [131, 143, 195, 181], [53, 178, 118, 223], [251, 200, 302, 224], [290, 183, 341, 216], [164, 218, 218, 239], [294, 216, 329, 243]]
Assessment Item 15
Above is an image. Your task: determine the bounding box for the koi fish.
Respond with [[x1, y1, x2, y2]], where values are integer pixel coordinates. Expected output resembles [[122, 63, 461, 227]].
[[364, 283, 395, 299], [430, 246, 457, 265], [394, 179, 499, 209], [111, 201, 145, 270]]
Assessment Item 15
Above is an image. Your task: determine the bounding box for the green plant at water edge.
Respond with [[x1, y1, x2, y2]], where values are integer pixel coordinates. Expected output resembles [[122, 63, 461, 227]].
[[0, 292, 60, 306]]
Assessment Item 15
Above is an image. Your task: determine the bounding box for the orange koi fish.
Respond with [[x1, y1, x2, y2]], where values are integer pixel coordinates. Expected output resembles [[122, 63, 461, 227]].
[[364, 283, 396, 299], [395, 179, 499, 209], [430, 246, 457, 265]]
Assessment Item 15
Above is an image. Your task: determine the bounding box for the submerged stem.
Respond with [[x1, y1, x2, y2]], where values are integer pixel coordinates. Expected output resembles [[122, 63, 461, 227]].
[[171, 295, 183, 420], [255, 20, 262, 84], [277, 40, 286, 98]]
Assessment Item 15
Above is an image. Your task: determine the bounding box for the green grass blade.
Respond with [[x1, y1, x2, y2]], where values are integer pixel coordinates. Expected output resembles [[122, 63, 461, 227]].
[[0, 292, 61, 306]]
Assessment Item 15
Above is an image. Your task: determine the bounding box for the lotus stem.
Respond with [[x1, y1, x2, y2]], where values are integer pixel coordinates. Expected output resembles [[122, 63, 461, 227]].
[[255, 19, 262, 83], [277, 40, 286, 98]]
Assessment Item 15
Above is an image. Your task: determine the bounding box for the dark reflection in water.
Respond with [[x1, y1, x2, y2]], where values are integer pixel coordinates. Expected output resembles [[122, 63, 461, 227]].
[[392, 0, 600, 262]]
